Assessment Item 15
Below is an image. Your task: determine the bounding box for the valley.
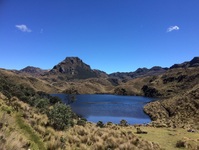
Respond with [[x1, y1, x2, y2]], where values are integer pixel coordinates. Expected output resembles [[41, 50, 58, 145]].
[[0, 56, 199, 149]]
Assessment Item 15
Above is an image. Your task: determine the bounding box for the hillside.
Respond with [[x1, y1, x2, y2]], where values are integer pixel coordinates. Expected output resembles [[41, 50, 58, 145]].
[[143, 66, 199, 129], [144, 83, 199, 128], [0, 69, 58, 93]]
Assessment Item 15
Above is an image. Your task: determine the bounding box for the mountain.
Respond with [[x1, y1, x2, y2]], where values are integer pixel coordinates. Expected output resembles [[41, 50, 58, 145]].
[[18, 66, 48, 76], [170, 57, 199, 69], [109, 66, 168, 80], [49, 57, 105, 79]]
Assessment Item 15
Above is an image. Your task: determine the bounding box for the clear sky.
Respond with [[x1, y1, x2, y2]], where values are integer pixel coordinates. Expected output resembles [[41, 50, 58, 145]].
[[0, 0, 199, 73]]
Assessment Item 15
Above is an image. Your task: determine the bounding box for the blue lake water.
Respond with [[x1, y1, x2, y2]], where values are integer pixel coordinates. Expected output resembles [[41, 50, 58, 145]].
[[52, 94, 153, 125]]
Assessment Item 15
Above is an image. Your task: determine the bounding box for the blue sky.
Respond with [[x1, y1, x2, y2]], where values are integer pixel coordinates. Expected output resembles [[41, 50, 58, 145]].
[[0, 0, 199, 73]]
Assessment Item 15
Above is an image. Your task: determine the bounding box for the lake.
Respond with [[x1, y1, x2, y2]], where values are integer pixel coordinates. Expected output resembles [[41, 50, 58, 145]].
[[52, 94, 153, 125]]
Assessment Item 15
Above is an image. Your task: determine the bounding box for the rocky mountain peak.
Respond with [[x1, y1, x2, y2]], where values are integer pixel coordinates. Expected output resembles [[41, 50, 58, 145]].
[[50, 57, 98, 79], [63, 57, 84, 65]]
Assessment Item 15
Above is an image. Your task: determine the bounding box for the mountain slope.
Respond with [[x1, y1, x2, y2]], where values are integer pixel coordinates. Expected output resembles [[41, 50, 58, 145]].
[[143, 66, 199, 128], [144, 84, 199, 129], [0, 68, 58, 93]]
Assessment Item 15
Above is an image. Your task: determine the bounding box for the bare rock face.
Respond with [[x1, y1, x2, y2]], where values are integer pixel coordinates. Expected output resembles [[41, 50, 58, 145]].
[[50, 57, 100, 79]]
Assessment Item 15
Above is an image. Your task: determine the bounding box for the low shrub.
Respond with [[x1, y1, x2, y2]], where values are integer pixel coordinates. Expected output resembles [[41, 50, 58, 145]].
[[47, 103, 74, 130], [77, 119, 86, 126], [96, 121, 104, 128], [119, 119, 128, 126], [176, 140, 186, 148]]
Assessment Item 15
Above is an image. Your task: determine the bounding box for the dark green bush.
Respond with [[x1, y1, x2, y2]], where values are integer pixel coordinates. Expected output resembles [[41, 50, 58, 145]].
[[47, 103, 74, 130], [96, 121, 104, 128], [119, 119, 128, 126], [37, 92, 61, 104], [106, 122, 113, 126], [176, 140, 186, 148], [49, 96, 61, 104], [142, 85, 161, 97], [34, 98, 50, 113], [77, 119, 86, 126]]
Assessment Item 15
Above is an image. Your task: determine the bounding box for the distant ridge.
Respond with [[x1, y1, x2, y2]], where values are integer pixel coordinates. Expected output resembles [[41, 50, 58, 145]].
[[170, 57, 199, 69], [109, 66, 168, 80], [19, 66, 48, 76], [15, 56, 199, 81]]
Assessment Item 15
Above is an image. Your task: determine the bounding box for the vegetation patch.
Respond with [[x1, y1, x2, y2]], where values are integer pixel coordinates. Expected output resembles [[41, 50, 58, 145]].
[[16, 113, 46, 150]]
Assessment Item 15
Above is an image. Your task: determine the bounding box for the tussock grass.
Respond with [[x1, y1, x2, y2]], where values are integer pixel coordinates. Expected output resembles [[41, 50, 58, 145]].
[[65, 124, 161, 150], [131, 126, 199, 150], [0, 98, 29, 150]]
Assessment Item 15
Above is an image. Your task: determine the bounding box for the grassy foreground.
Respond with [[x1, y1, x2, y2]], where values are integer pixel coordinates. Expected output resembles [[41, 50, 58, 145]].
[[65, 123, 199, 150], [128, 126, 199, 150], [0, 93, 199, 150]]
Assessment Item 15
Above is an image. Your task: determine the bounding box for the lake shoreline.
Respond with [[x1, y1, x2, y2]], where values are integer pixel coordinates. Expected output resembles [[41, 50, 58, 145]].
[[52, 94, 154, 125]]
